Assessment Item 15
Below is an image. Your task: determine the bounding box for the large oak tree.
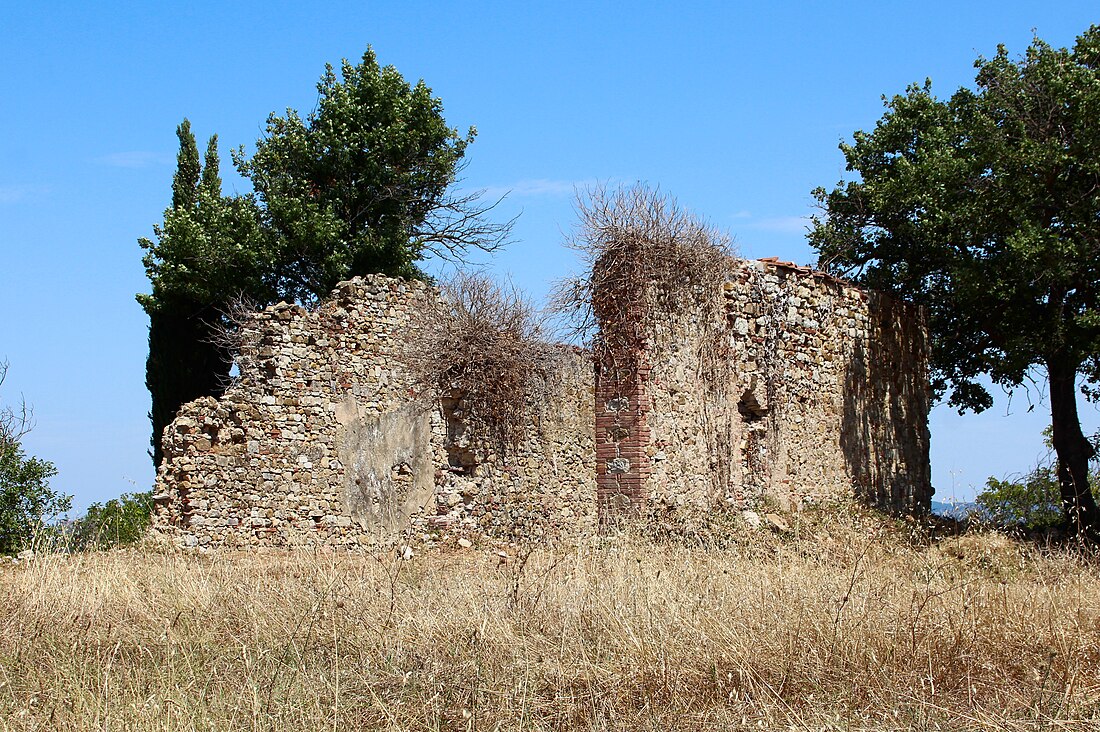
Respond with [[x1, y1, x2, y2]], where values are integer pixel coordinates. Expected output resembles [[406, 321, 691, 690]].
[[811, 28, 1100, 536], [233, 47, 509, 302]]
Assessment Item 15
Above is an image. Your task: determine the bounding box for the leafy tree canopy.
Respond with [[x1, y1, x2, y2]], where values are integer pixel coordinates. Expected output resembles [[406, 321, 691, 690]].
[[138, 50, 509, 466], [0, 361, 70, 555], [233, 47, 508, 301], [810, 27, 1100, 535]]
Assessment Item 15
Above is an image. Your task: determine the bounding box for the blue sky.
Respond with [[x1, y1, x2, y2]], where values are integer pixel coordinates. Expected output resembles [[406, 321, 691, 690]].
[[2, 1, 1098, 509]]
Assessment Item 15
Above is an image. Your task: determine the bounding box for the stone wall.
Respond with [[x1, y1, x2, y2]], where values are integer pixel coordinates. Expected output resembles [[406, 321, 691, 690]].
[[429, 350, 597, 542], [151, 258, 932, 550], [150, 275, 596, 549], [594, 257, 932, 519]]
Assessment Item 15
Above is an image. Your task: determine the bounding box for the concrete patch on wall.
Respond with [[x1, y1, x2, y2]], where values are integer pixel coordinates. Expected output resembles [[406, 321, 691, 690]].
[[336, 398, 435, 538]]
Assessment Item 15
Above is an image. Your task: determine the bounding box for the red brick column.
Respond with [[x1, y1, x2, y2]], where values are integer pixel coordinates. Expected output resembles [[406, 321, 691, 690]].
[[595, 352, 652, 524]]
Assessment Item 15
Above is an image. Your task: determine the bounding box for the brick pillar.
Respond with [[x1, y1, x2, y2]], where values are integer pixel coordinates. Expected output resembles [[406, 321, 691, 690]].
[[595, 351, 652, 524]]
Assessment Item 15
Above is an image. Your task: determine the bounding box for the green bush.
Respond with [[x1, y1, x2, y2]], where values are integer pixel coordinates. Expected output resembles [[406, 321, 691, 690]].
[[0, 440, 71, 555], [977, 430, 1099, 533], [977, 468, 1065, 532], [69, 492, 153, 550]]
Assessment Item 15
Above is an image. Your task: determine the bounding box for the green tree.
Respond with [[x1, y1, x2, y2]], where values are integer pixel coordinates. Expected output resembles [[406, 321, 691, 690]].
[[233, 47, 509, 301], [810, 27, 1100, 537], [172, 118, 201, 210], [977, 430, 1099, 533], [0, 360, 71, 554], [138, 121, 274, 467], [0, 443, 68, 554], [69, 491, 153, 550], [140, 51, 510, 466]]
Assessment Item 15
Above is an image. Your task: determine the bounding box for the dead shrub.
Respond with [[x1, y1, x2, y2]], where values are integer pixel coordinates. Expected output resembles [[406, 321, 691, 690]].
[[400, 271, 571, 449], [550, 184, 736, 380], [202, 294, 264, 390]]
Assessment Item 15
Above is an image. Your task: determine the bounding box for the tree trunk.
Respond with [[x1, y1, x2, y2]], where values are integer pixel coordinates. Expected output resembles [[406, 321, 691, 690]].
[[1047, 355, 1100, 539]]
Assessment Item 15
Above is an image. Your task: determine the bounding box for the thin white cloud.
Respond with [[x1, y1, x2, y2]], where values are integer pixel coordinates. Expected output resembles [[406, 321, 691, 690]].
[[730, 210, 752, 219], [478, 177, 610, 201], [0, 184, 48, 204], [95, 151, 172, 169], [742, 215, 812, 234]]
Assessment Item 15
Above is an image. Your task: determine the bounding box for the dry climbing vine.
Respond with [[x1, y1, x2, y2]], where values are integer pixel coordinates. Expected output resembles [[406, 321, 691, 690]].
[[400, 271, 568, 450], [550, 184, 736, 388]]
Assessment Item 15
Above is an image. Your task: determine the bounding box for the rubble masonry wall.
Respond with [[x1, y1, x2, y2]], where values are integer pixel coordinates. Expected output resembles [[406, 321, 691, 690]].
[[594, 258, 932, 518], [150, 275, 596, 549], [152, 259, 932, 549]]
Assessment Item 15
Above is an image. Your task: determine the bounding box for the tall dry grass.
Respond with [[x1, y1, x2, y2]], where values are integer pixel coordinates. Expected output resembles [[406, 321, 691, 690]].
[[2, 507, 1100, 731]]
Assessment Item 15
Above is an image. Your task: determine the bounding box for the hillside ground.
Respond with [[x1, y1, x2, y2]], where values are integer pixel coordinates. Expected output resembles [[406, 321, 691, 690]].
[[2, 505, 1099, 731]]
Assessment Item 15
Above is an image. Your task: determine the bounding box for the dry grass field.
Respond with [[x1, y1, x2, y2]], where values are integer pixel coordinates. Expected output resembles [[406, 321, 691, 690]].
[[2, 506, 1100, 731]]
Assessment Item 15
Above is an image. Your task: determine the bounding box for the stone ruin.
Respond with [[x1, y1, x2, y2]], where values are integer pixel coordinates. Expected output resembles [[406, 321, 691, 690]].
[[150, 256, 932, 549]]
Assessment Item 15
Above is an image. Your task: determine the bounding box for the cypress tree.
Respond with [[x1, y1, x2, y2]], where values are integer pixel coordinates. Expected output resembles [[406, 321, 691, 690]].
[[141, 123, 239, 468], [171, 119, 200, 211], [200, 134, 221, 201]]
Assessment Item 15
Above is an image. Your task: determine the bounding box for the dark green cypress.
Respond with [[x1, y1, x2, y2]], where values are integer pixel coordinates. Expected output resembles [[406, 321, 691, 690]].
[[143, 122, 235, 468], [200, 134, 221, 201], [171, 119, 200, 211], [145, 304, 233, 467]]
